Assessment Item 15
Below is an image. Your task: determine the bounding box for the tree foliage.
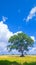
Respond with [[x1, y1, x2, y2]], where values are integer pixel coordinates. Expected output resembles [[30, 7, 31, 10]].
[[8, 32, 34, 56]]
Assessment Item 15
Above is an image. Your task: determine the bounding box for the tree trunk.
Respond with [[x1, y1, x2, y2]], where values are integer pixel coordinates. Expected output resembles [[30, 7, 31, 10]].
[[20, 50, 24, 57]]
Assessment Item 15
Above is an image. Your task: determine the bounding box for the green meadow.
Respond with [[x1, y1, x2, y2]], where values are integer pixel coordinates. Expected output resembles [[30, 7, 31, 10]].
[[0, 55, 36, 65]]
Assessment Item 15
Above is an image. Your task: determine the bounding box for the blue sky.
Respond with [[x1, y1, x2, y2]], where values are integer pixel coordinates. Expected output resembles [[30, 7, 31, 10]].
[[0, 0, 36, 54], [0, 0, 36, 32], [0, 0, 36, 34]]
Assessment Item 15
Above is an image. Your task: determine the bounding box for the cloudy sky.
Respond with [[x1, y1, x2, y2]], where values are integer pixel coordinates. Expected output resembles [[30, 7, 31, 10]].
[[0, 0, 36, 54]]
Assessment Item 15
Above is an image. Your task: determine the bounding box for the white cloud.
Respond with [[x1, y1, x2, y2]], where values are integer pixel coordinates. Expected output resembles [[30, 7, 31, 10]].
[[0, 17, 13, 54], [26, 7, 36, 22], [28, 47, 36, 54], [30, 36, 36, 42], [2, 16, 8, 22], [28, 36, 36, 54], [14, 31, 22, 35], [30, 47, 36, 52], [0, 21, 13, 42]]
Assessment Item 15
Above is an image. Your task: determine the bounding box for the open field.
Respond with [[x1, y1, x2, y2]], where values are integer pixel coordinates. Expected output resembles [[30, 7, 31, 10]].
[[0, 55, 36, 65]]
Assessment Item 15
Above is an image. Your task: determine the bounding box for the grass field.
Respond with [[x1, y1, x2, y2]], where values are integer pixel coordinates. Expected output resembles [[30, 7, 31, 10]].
[[0, 55, 36, 65]]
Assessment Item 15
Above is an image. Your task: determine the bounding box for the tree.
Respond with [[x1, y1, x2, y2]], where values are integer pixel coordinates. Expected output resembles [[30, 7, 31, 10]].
[[7, 32, 34, 57]]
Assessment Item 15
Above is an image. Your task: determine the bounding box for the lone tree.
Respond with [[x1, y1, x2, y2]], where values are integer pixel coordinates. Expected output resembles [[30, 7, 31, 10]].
[[8, 32, 34, 57]]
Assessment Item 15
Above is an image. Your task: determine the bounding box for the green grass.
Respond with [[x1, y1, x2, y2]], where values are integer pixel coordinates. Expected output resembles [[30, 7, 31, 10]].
[[0, 55, 36, 65]]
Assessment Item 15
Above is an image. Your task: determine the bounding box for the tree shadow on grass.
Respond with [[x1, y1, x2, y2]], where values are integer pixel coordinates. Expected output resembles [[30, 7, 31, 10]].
[[0, 60, 36, 65], [0, 60, 20, 65], [23, 62, 36, 65]]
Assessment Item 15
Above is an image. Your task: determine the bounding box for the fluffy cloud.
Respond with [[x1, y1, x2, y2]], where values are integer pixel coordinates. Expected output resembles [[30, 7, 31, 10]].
[[0, 22, 13, 42], [28, 36, 36, 55], [30, 36, 36, 42], [26, 7, 36, 22], [2, 16, 8, 22], [0, 17, 13, 54], [14, 31, 22, 35], [28, 47, 36, 54]]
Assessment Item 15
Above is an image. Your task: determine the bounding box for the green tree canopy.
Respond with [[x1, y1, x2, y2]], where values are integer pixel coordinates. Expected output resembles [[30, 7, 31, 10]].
[[8, 32, 34, 56]]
